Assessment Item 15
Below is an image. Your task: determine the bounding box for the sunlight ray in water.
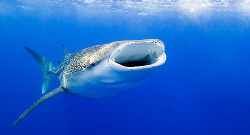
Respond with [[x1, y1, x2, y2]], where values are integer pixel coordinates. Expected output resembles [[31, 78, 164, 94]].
[[0, 0, 249, 17]]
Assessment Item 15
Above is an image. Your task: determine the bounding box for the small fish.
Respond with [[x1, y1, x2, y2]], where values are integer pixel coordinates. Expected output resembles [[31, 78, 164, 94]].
[[14, 39, 166, 126]]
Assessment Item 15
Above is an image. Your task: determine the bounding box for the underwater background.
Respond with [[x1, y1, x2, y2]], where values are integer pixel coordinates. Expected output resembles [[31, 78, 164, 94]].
[[1, 0, 250, 135]]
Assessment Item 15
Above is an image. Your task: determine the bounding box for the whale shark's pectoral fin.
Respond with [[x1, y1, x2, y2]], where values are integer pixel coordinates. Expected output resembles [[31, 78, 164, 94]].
[[62, 44, 71, 58], [14, 87, 64, 127], [24, 47, 56, 94]]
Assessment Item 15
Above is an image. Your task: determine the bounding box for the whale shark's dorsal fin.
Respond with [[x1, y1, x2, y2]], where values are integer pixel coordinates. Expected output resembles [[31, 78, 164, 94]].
[[14, 87, 64, 127], [24, 47, 56, 94], [62, 44, 70, 58]]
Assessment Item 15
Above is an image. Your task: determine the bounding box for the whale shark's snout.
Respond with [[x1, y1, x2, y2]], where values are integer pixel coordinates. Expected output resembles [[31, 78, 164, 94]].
[[109, 39, 166, 70]]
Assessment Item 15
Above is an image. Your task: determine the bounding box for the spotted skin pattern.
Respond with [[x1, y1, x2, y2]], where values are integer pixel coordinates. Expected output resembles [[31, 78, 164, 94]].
[[57, 39, 162, 75], [56, 43, 116, 74]]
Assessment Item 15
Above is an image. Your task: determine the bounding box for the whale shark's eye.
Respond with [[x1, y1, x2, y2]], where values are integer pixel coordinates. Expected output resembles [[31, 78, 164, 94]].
[[111, 42, 164, 68]]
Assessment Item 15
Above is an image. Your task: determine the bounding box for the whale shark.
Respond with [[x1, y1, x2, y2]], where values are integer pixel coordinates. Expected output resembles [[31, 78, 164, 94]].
[[14, 39, 166, 126]]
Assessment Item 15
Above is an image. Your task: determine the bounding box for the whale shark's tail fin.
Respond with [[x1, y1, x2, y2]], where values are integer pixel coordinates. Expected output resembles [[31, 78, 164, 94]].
[[14, 87, 64, 126], [24, 47, 56, 94]]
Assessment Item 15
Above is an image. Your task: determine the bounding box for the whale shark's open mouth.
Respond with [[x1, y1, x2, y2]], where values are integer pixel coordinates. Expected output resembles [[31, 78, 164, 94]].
[[110, 40, 166, 69]]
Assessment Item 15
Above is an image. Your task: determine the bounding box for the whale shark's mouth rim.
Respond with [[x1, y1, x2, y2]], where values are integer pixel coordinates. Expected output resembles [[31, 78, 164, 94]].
[[109, 39, 166, 70]]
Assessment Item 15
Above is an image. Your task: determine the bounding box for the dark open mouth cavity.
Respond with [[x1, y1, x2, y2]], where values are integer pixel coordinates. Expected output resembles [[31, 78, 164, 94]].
[[112, 43, 163, 68], [119, 60, 150, 67]]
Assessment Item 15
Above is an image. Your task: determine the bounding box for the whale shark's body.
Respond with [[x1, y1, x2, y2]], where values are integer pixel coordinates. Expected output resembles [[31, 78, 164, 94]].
[[14, 39, 166, 126]]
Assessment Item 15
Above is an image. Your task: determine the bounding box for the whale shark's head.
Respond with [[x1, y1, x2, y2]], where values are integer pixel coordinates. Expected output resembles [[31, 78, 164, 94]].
[[108, 39, 166, 71], [65, 39, 166, 98]]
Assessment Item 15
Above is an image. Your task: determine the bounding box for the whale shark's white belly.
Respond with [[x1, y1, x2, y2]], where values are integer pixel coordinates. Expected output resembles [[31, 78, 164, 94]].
[[63, 59, 156, 99]]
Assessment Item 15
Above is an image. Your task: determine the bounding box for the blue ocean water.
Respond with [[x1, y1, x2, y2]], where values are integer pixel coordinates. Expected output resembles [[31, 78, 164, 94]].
[[1, 0, 250, 135]]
